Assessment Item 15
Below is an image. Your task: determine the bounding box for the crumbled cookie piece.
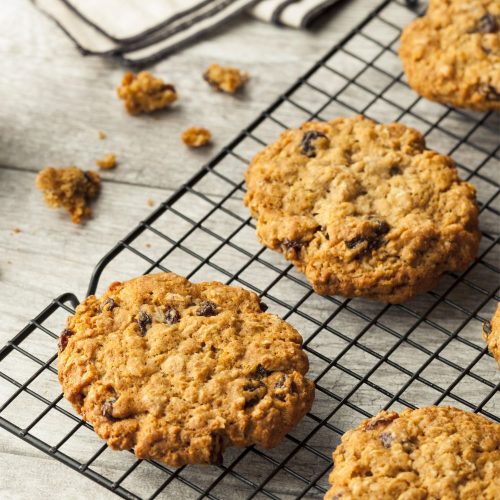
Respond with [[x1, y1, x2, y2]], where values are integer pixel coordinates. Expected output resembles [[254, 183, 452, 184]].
[[58, 272, 315, 467], [203, 64, 249, 94], [400, 0, 500, 111], [147, 198, 155, 207], [96, 153, 117, 170], [98, 130, 107, 140], [35, 166, 101, 224], [11, 227, 21, 235], [117, 71, 177, 115], [325, 406, 500, 499], [181, 126, 212, 148], [483, 302, 500, 368], [244, 116, 480, 303]]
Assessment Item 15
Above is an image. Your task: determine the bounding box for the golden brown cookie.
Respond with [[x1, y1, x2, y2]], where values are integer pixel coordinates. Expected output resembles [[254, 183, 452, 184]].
[[244, 116, 480, 303], [483, 301, 500, 367], [325, 406, 500, 500], [35, 166, 100, 224], [58, 273, 315, 467], [399, 0, 500, 111], [117, 71, 177, 115]]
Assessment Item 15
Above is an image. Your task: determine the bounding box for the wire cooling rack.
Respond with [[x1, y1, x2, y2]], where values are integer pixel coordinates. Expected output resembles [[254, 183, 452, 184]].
[[1, 0, 499, 498]]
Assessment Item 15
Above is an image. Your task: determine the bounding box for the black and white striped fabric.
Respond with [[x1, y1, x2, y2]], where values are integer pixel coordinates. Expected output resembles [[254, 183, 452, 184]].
[[33, 0, 344, 66]]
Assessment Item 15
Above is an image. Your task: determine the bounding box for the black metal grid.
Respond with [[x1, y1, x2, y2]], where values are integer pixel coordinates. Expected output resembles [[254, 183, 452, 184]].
[[1, 0, 499, 498]]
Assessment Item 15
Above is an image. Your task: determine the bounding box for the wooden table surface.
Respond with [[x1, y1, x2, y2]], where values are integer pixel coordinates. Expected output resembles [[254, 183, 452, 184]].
[[1, 0, 499, 499]]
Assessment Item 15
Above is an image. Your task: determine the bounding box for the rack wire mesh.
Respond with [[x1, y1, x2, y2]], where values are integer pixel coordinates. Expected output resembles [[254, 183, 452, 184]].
[[1, 0, 499, 498]]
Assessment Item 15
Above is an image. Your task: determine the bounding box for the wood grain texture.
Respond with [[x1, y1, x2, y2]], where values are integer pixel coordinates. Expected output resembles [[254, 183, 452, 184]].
[[1, 0, 499, 498]]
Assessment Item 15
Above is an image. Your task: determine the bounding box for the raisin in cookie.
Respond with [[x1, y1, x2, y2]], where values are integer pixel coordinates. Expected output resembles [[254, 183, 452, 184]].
[[483, 301, 500, 367], [58, 273, 315, 467], [244, 116, 480, 303], [400, 0, 500, 111], [325, 406, 500, 500]]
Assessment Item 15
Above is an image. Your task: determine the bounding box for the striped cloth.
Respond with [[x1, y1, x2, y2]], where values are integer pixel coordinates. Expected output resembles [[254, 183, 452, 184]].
[[33, 0, 344, 66]]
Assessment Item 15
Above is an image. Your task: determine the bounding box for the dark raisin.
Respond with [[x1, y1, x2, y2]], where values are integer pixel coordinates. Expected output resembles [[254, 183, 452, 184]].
[[365, 413, 399, 431], [244, 396, 261, 409], [58, 329, 74, 352], [252, 364, 270, 379], [275, 375, 287, 389], [275, 394, 286, 401], [345, 236, 365, 249], [290, 380, 298, 394], [402, 438, 417, 453], [283, 239, 303, 251], [483, 320, 492, 336], [165, 306, 180, 325], [379, 432, 393, 448], [102, 398, 117, 419], [137, 310, 152, 336], [389, 166, 401, 176], [473, 13, 499, 33], [209, 433, 224, 465], [346, 221, 389, 256], [197, 301, 218, 317], [102, 297, 116, 311], [243, 381, 264, 392], [300, 130, 328, 158], [480, 84, 500, 101], [259, 301, 269, 312], [374, 220, 390, 236]]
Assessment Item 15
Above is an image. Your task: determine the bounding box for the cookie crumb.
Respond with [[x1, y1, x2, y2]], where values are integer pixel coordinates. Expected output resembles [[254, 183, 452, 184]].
[[117, 71, 177, 115], [203, 64, 248, 94], [35, 166, 101, 224], [181, 127, 212, 148], [147, 198, 155, 207], [145, 243, 152, 249], [96, 153, 117, 170], [11, 227, 21, 235], [98, 130, 107, 140]]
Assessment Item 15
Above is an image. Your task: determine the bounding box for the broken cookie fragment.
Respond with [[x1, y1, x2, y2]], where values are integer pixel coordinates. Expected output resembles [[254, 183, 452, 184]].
[[181, 126, 212, 148], [203, 64, 248, 94], [35, 166, 101, 224], [96, 153, 117, 170], [117, 71, 177, 115]]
